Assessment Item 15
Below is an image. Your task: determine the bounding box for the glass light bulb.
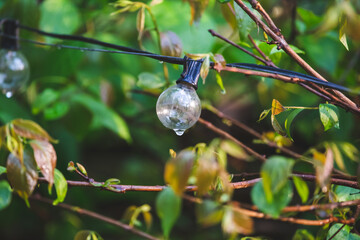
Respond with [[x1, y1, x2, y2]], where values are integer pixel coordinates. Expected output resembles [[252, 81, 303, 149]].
[[0, 49, 30, 98], [156, 82, 201, 136]]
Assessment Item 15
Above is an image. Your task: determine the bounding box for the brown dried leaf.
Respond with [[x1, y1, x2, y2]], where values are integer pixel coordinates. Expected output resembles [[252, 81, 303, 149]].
[[6, 152, 38, 201], [11, 119, 57, 143], [30, 140, 57, 188], [136, 6, 146, 40], [214, 54, 226, 67], [164, 150, 195, 195], [100, 80, 115, 107], [160, 31, 183, 57], [187, 0, 210, 25], [314, 149, 333, 192]]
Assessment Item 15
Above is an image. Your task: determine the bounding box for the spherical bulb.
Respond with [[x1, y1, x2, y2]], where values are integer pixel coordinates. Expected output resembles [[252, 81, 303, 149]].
[[156, 82, 201, 136], [0, 49, 30, 98]]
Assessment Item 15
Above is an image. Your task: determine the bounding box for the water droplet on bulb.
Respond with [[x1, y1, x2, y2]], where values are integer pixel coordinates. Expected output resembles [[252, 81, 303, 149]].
[[159, 61, 164, 64], [4, 91, 14, 98], [174, 129, 185, 136]]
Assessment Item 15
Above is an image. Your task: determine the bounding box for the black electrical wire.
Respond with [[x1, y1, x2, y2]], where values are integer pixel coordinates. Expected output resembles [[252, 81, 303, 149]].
[[1, 22, 357, 94]]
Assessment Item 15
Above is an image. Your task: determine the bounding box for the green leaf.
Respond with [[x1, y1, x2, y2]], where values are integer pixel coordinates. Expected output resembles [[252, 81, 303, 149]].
[[334, 186, 360, 202], [76, 163, 87, 176], [215, 73, 226, 94], [44, 102, 70, 120], [271, 115, 287, 136], [195, 200, 224, 227], [104, 178, 120, 187], [220, 139, 247, 160], [156, 187, 181, 238], [326, 224, 350, 240], [6, 152, 38, 203], [319, 103, 340, 131], [234, 2, 261, 41], [30, 140, 57, 189], [32, 88, 60, 115], [257, 109, 271, 122], [71, 94, 131, 142], [289, 45, 305, 54], [40, 0, 80, 43], [74, 230, 103, 240], [350, 233, 360, 240], [164, 150, 195, 195], [285, 109, 304, 141], [292, 229, 315, 240], [137, 72, 165, 89], [260, 156, 294, 203], [293, 176, 309, 203], [53, 169, 67, 205], [0, 166, 6, 176], [297, 7, 322, 30], [0, 180, 12, 211], [251, 180, 293, 218], [221, 206, 253, 236], [217, 0, 231, 3]]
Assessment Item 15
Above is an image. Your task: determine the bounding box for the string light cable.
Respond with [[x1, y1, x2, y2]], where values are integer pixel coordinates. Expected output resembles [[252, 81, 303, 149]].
[[0, 19, 359, 134], [0, 19, 356, 94]]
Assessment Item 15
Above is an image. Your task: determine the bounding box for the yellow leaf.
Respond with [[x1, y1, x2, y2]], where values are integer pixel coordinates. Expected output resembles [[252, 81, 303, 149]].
[[339, 16, 349, 51], [222, 206, 253, 236], [164, 150, 195, 195], [271, 99, 285, 115]]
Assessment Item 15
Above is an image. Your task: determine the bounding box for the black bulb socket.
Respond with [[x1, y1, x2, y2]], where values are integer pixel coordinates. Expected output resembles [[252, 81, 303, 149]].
[[176, 56, 204, 90], [1, 19, 20, 51]]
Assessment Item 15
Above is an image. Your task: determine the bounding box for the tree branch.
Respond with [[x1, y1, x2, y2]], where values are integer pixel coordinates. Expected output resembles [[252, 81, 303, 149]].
[[198, 117, 267, 161], [234, 0, 359, 114], [208, 29, 269, 66], [30, 194, 160, 240], [233, 206, 355, 226]]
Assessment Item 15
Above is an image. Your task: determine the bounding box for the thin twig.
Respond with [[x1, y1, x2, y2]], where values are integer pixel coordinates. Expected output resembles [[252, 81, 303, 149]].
[[208, 29, 268, 65], [198, 117, 267, 161], [30, 194, 160, 240], [247, 34, 277, 68], [328, 224, 345, 240], [234, 0, 359, 113], [234, 206, 355, 226], [203, 105, 303, 159], [181, 193, 357, 226], [283, 199, 360, 213]]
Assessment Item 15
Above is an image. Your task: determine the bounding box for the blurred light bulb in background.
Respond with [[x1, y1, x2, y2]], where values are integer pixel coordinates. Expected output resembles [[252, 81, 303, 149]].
[[0, 49, 29, 98], [156, 57, 203, 136], [0, 19, 30, 98]]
